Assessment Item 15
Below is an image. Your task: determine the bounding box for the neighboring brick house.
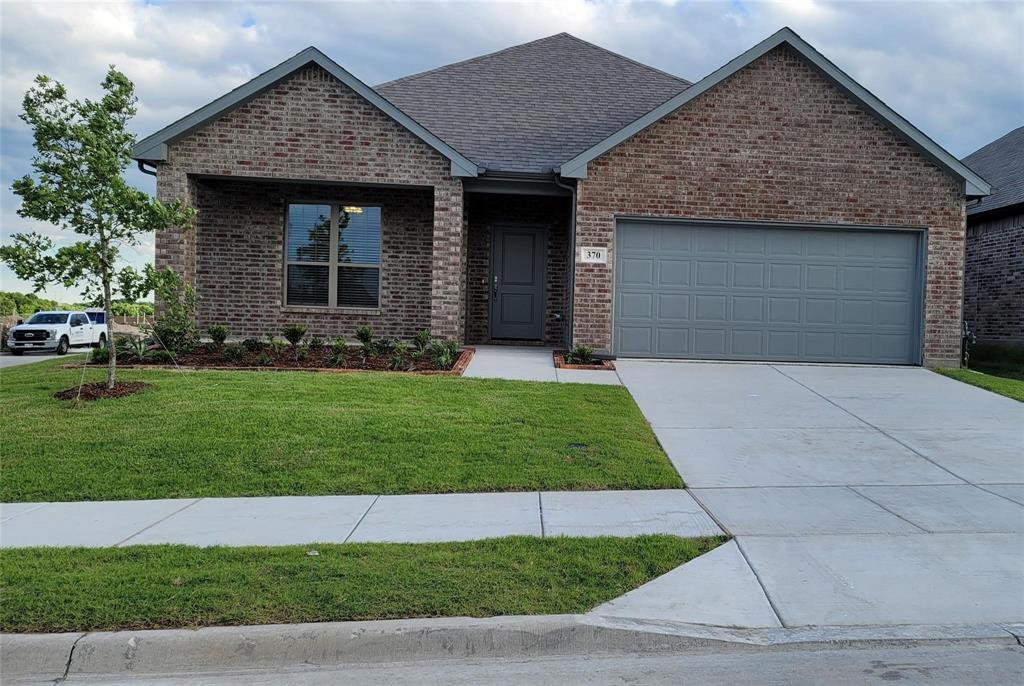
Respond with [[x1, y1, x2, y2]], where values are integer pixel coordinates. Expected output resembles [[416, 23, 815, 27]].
[[134, 28, 989, 367], [961, 127, 1023, 348]]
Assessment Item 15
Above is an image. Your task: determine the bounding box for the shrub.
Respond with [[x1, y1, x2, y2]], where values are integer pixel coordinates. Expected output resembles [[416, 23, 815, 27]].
[[207, 324, 229, 346], [146, 349, 174, 364], [151, 268, 199, 353], [564, 344, 594, 365], [90, 347, 110, 364], [222, 342, 245, 362], [374, 337, 399, 356], [429, 339, 460, 370], [413, 329, 431, 352], [355, 325, 374, 345], [306, 336, 324, 349], [282, 324, 307, 346], [116, 335, 149, 361], [390, 342, 411, 371], [267, 338, 287, 356], [256, 352, 274, 367], [241, 338, 264, 353]]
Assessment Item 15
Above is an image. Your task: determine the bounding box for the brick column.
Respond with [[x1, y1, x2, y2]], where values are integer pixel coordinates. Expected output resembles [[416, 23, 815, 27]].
[[430, 179, 466, 341], [154, 163, 199, 288]]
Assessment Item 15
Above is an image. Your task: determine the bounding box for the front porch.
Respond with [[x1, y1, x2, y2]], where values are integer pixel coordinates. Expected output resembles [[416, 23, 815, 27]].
[[463, 190, 572, 347]]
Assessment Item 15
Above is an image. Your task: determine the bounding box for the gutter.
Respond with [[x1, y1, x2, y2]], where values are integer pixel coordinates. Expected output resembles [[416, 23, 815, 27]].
[[553, 173, 577, 350], [137, 160, 157, 177]]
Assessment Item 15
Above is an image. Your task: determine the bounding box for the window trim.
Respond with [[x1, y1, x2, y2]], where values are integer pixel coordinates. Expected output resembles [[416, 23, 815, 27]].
[[283, 201, 382, 310]]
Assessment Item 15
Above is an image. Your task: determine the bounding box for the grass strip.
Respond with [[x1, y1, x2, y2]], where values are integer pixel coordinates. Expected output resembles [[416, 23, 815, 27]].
[[0, 535, 725, 633]]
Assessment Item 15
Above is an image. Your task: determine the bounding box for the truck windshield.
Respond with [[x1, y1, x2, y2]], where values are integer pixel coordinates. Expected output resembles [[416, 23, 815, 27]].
[[26, 313, 69, 324]]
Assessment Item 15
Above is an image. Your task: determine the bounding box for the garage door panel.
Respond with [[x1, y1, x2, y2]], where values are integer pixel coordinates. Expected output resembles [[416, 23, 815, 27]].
[[614, 221, 921, 364]]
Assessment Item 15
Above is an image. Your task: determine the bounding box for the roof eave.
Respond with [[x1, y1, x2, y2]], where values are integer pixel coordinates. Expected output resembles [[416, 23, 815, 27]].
[[558, 28, 991, 198], [131, 46, 479, 178]]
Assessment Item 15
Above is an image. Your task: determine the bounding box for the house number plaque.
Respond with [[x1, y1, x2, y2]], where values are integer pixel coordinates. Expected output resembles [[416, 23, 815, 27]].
[[580, 247, 608, 264]]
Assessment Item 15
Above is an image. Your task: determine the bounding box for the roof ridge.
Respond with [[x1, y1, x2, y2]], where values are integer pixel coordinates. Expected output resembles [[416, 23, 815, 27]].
[[374, 32, 691, 91], [557, 33, 691, 86], [375, 33, 573, 90]]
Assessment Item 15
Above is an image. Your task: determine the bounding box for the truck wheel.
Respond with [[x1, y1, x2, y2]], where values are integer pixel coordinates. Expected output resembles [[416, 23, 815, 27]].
[[56, 336, 70, 355], [95, 333, 107, 349]]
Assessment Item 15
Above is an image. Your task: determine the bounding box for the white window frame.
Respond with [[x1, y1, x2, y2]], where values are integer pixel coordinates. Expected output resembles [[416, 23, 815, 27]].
[[283, 202, 382, 309]]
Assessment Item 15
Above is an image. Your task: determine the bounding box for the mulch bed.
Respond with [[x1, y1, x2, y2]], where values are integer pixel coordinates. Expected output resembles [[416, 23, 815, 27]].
[[53, 381, 150, 402], [553, 351, 616, 371], [71, 347, 475, 376]]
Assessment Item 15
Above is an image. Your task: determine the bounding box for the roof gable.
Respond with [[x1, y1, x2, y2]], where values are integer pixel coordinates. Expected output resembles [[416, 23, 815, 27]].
[[557, 28, 991, 198], [963, 126, 1023, 216], [131, 47, 479, 177], [375, 33, 690, 174]]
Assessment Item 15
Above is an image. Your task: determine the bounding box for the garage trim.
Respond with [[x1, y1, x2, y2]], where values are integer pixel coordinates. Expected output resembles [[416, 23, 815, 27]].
[[610, 217, 927, 365]]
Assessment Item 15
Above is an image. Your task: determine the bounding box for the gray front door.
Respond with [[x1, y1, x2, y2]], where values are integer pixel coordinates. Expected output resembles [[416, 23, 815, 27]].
[[491, 225, 546, 340], [614, 220, 923, 364]]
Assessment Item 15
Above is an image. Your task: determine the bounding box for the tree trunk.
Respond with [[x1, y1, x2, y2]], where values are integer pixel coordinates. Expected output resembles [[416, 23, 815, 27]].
[[103, 263, 116, 390]]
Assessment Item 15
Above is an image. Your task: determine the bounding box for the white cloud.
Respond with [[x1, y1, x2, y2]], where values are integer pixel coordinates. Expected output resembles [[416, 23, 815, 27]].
[[1, 0, 1021, 300]]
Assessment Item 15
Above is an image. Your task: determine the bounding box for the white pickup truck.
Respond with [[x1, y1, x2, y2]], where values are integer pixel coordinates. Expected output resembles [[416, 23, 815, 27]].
[[6, 310, 108, 356]]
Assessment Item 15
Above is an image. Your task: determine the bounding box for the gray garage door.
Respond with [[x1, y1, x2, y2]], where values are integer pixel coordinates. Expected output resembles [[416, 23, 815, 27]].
[[614, 220, 922, 364]]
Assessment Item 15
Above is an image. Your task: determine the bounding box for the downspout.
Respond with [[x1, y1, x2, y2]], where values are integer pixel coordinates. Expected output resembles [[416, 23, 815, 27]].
[[137, 160, 157, 176], [553, 173, 576, 350]]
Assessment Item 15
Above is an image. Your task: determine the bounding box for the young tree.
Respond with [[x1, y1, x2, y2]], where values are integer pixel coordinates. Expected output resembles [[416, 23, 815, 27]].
[[1, 67, 194, 389]]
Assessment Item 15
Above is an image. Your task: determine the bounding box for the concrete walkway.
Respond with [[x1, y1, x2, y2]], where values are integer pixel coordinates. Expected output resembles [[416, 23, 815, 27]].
[[601, 360, 1024, 629], [464, 345, 620, 384], [0, 489, 721, 548]]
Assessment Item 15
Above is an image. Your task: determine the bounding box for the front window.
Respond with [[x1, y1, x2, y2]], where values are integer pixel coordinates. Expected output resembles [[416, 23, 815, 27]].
[[27, 313, 69, 325], [285, 203, 381, 308]]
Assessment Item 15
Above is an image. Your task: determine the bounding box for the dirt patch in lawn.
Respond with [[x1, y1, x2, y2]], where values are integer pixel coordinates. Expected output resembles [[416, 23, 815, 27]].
[[54, 381, 150, 401]]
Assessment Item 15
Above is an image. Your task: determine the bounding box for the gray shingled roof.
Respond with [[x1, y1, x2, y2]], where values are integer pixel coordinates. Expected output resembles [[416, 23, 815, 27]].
[[375, 33, 690, 174], [963, 126, 1023, 217]]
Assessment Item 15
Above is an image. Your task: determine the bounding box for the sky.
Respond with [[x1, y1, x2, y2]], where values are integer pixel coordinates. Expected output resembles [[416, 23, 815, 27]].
[[1, 0, 1022, 301]]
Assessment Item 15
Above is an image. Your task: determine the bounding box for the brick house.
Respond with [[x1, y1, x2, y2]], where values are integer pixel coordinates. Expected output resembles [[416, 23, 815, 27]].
[[961, 127, 1023, 348], [133, 28, 990, 367]]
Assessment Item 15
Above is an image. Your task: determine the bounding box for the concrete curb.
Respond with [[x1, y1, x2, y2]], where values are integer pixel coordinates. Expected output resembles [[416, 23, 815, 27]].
[[3, 616, 1021, 682]]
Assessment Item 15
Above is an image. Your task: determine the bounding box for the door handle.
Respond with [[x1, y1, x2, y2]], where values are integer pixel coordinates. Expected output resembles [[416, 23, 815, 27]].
[[493, 274, 498, 296]]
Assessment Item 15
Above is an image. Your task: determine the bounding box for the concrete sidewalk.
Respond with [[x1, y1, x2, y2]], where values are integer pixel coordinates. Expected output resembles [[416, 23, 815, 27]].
[[0, 489, 722, 548], [464, 345, 621, 384]]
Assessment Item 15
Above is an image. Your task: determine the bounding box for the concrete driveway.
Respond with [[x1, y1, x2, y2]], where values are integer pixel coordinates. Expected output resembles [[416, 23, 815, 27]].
[[602, 361, 1024, 628]]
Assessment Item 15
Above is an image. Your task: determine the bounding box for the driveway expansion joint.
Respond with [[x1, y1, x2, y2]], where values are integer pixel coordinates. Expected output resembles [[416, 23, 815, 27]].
[[115, 498, 205, 547], [845, 486, 932, 533]]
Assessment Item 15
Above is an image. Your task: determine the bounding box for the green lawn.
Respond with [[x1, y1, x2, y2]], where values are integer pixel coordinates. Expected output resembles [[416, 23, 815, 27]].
[[935, 368, 1024, 402], [0, 361, 681, 502], [936, 343, 1024, 402], [0, 535, 724, 633]]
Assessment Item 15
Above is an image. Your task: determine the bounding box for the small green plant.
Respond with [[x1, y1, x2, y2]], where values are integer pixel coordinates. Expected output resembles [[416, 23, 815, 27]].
[[267, 338, 287, 356], [256, 352, 274, 367], [222, 342, 245, 362], [355, 325, 374, 346], [429, 339, 460, 370], [150, 268, 199, 354], [241, 338, 263, 353], [282, 324, 307, 347], [90, 346, 110, 364], [207, 325, 229, 347], [331, 337, 347, 354], [146, 349, 174, 364], [374, 337, 399, 356], [564, 344, 594, 365], [360, 342, 375, 366], [306, 336, 324, 349], [390, 341, 411, 371], [413, 329, 431, 352], [116, 335, 149, 361]]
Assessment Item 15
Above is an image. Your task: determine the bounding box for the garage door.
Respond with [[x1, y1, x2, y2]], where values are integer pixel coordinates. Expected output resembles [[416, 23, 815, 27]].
[[613, 220, 922, 364]]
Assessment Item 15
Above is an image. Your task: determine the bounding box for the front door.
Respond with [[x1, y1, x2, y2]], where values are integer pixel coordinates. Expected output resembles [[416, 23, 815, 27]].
[[490, 225, 547, 340]]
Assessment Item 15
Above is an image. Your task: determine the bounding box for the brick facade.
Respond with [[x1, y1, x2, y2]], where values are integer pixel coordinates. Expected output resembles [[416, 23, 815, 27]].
[[573, 45, 966, 366], [193, 179, 433, 339], [964, 211, 1024, 346], [464, 194, 571, 345], [155, 64, 465, 342]]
